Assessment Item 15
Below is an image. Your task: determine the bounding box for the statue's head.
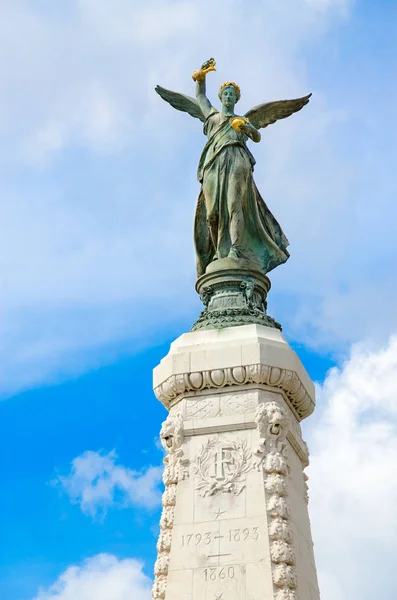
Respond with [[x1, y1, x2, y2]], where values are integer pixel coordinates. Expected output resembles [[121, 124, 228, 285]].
[[218, 81, 241, 108]]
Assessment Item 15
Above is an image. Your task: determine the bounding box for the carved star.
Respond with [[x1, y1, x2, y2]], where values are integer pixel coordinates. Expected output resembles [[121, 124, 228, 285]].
[[214, 507, 226, 520]]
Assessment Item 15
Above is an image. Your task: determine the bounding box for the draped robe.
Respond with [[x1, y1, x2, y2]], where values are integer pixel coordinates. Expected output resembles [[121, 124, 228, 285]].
[[194, 108, 290, 277]]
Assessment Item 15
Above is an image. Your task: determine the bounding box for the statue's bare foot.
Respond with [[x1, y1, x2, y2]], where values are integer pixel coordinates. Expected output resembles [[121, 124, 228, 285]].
[[228, 248, 239, 260]]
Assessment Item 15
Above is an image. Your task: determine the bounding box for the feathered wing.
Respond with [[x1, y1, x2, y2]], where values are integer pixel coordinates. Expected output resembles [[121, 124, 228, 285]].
[[244, 93, 312, 129], [155, 85, 205, 122]]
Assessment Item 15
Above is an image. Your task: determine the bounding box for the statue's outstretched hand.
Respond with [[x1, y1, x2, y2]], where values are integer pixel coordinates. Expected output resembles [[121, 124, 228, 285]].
[[231, 118, 261, 143], [192, 58, 216, 82], [239, 122, 256, 135]]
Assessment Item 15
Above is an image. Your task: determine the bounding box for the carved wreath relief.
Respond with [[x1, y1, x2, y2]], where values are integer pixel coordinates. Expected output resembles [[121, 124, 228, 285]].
[[194, 435, 251, 497], [254, 401, 299, 600], [152, 412, 188, 600]]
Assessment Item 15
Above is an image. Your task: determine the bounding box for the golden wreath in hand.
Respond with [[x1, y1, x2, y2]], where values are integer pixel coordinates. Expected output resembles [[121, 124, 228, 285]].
[[192, 58, 216, 82], [231, 117, 248, 131]]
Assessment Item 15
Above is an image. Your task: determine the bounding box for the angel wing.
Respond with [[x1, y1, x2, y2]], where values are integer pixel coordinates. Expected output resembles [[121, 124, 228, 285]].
[[155, 85, 205, 122], [244, 93, 311, 130]]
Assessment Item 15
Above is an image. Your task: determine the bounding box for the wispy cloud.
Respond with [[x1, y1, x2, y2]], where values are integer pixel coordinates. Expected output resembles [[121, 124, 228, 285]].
[[32, 554, 151, 600], [56, 450, 162, 518]]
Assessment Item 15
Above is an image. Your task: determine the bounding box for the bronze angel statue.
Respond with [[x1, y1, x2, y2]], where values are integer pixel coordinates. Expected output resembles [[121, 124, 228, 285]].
[[156, 58, 311, 278]]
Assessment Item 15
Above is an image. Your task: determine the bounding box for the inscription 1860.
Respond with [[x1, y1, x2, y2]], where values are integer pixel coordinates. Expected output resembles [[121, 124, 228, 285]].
[[204, 566, 235, 581]]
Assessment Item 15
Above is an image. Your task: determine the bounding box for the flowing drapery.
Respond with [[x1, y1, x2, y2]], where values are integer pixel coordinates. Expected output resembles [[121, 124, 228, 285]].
[[194, 109, 289, 277]]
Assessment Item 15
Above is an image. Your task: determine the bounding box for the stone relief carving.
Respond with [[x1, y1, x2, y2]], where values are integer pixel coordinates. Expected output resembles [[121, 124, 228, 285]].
[[185, 391, 258, 420], [270, 540, 296, 564], [269, 518, 292, 543], [267, 495, 290, 519], [194, 435, 251, 497], [160, 411, 189, 483], [154, 554, 170, 576], [263, 451, 288, 475], [253, 401, 299, 600], [155, 363, 314, 420], [275, 589, 298, 600], [265, 473, 288, 495], [253, 401, 289, 471], [287, 433, 309, 467], [256, 401, 289, 443], [199, 285, 213, 307], [156, 528, 172, 553], [162, 484, 177, 507], [160, 506, 175, 529], [185, 397, 218, 419], [160, 411, 184, 452], [303, 472, 309, 505], [152, 413, 188, 600], [152, 577, 167, 600], [221, 391, 257, 415], [273, 564, 298, 587]]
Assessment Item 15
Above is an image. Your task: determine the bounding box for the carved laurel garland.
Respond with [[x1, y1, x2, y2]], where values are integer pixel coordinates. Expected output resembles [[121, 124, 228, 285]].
[[194, 436, 251, 497], [154, 364, 314, 420], [303, 472, 309, 505], [152, 412, 188, 600], [254, 402, 299, 600]]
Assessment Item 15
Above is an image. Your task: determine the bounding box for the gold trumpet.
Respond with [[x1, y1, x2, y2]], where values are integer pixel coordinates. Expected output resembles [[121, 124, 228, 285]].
[[192, 58, 216, 82]]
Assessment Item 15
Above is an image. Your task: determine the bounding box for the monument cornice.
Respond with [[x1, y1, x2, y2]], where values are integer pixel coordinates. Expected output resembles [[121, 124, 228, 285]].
[[154, 362, 315, 421]]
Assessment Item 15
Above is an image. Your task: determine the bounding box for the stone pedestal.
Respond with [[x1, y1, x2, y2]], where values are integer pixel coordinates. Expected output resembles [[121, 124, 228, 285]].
[[152, 325, 320, 600], [192, 259, 281, 332]]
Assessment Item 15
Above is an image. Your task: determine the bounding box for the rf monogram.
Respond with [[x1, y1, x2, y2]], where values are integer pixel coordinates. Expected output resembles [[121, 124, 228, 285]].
[[210, 445, 235, 480]]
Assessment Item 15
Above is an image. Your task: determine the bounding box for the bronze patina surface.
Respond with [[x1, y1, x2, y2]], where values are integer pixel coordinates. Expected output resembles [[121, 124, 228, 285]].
[[156, 59, 311, 330]]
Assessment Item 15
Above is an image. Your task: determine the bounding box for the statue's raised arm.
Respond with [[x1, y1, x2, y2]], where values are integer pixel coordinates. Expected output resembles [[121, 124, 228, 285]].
[[155, 58, 217, 123], [192, 58, 216, 119]]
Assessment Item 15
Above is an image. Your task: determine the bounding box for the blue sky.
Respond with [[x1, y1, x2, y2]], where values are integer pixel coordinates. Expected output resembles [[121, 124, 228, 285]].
[[1, 1, 397, 600]]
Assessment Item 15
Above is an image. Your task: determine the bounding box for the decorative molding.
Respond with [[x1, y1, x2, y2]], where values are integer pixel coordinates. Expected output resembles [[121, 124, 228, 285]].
[[193, 435, 251, 497], [154, 364, 314, 420], [269, 517, 292, 543], [274, 589, 298, 600], [185, 397, 218, 419], [221, 391, 257, 415], [287, 432, 309, 468], [254, 402, 299, 600], [191, 305, 281, 332], [273, 564, 298, 587], [303, 472, 309, 505], [152, 413, 187, 600]]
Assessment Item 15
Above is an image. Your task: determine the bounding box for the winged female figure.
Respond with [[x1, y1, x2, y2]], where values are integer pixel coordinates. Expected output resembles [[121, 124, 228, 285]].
[[156, 58, 311, 278]]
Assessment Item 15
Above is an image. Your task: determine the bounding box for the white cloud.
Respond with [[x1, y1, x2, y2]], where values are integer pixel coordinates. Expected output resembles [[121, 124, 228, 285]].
[[2, 0, 397, 396], [0, 0, 347, 163], [57, 450, 162, 518], [306, 335, 397, 599], [32, 554, 151, 600]]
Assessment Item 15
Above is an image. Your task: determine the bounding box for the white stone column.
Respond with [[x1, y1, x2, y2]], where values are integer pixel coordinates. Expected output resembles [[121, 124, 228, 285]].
[[152, 324, 320, 600]]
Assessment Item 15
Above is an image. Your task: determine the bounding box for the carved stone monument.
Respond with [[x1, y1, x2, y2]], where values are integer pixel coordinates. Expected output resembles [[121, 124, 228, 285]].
[[152, 60, 320, 600]]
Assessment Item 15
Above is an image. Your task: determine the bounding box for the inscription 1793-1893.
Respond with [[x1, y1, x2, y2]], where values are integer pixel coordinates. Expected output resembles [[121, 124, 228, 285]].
[[181, 527, 260, 546]]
